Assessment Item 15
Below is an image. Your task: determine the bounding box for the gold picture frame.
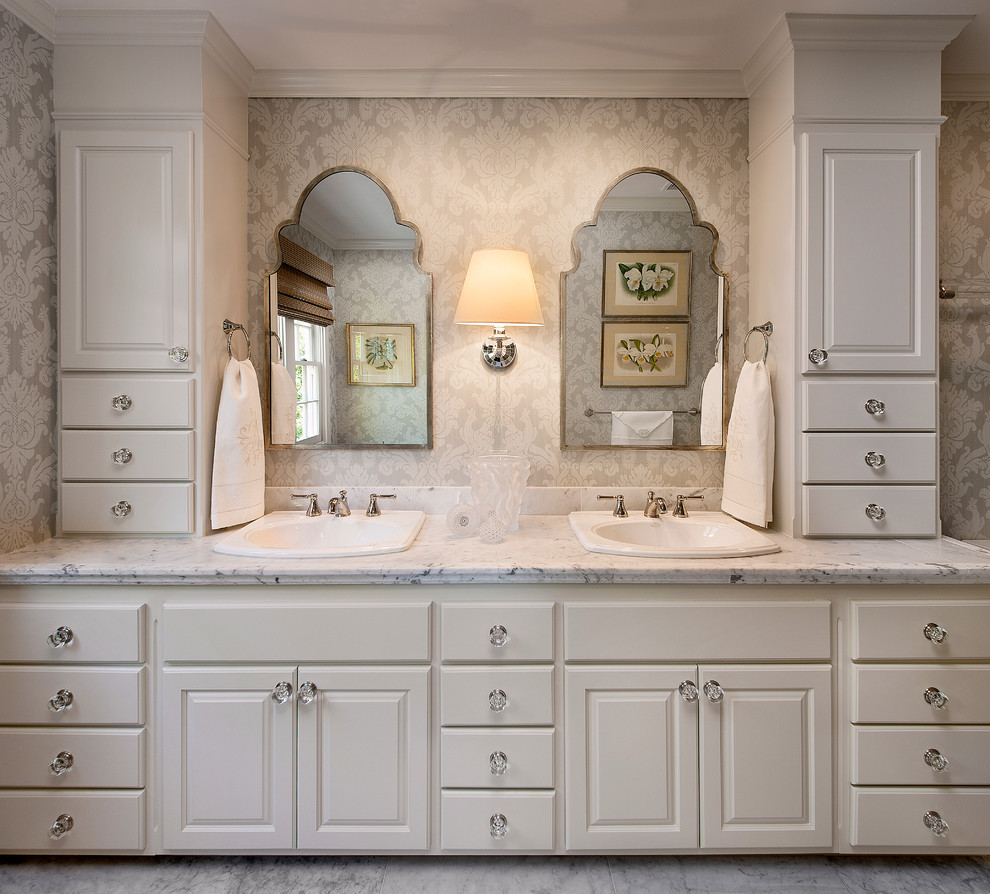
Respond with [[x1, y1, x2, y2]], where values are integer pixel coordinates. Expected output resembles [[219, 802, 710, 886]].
[[346, 323, 416, 386], [601, 321, 689, 387], [603, 250, 691, 317]]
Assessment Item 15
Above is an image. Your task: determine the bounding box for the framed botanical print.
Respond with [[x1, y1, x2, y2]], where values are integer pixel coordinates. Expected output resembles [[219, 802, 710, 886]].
[[602, 250, 691, 317], [601, 321, 689, 387], [346, 323, 416, 386]]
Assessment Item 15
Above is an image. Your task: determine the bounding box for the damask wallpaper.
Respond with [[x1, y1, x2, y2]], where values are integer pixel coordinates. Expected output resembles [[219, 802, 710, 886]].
[[0, 9, 55, 554], [939, 101, 990, 541], [249, 97, 750, 489]]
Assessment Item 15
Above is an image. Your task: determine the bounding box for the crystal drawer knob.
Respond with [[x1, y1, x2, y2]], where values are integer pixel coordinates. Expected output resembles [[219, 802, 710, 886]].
[[168, 346, 189, 363], [49, 751, 74, 776], [865, 503, 886, 522], [488, 688, 508, 712], [923, 810, 949, 838], [489, 625, 508, 647], [489, 813, 508, 839], [111, 448, 133, 465], [924, 687, 948, 710], [270, 681, 293, 704], [864, 398, 886, 416], [47, 626, 73, 648], [924, 749, 949, 773], [703, 680, 724, 703], [808, 348, 828, 365], [489, 750, 508, 776], [864, 451, 886, 469], [48, 814, 73, 840], [297, 681, 318, 704], [48, 689, 73, 713], [111, 394, 132, 412], [923, 622, 948, 644], [111, 501, 132, 518], [679, 680, 699, 703]]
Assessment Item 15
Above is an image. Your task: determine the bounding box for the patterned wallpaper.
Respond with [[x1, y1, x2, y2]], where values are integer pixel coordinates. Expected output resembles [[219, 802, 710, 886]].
[[0, 9, 55, 554], [249, 98, 750, 489], [939, 101, 990, 541]]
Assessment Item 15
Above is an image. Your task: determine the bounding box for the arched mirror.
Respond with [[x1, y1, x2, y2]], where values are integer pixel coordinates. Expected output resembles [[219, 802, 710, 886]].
[[267, 168, 431, 448], [561, 170, 726, 450]]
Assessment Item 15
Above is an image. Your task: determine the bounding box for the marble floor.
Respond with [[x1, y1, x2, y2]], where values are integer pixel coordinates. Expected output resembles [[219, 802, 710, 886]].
[[1, 855, 990, 894]]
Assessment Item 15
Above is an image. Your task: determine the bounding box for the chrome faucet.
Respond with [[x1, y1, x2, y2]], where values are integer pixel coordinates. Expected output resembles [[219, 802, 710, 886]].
[[328, 490, 351, 517], [598, 494, 628, 518], [367, 493, 397, 517], [290, 493, 321, 516], [644, 491, 667, 518], [672, 493, 705, 518]]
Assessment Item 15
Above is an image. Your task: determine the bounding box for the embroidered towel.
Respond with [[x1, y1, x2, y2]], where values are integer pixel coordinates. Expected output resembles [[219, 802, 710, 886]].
[[722, 359, 775, 527], [270, 360, 297, 445], [211, 358, 265, 529], [700, 361, 723, 446], [611, 410, 674, 446]]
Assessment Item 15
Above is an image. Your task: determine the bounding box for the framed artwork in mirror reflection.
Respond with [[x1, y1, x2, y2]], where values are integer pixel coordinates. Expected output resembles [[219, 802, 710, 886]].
[[601, 321, 689, 387], [602, 250, 691, 317], [347, 323, 416, 386]]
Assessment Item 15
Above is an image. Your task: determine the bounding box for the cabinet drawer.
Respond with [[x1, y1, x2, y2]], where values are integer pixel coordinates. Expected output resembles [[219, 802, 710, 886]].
[[0, 790, 145, 852], [441, 667, 553, 726], [61, 483, 194, 534], [441, 791, 554, 851], [441, 603, 553, 662], [852, 665, 990, 724], [852, 726, 990, 786], [803, 433, 936, 484], [61, 430, 194, 481], [442, 729, 554, 789], [61, 375, 194, 428], [803, 380, 937, 431], [851, 787, 990, 848], [0, 604, 144, 663], [803, 486, 937, 537], [0, 729, 145, 788], [163, 603, 430, 662], [564, 602, 830, 661], [0, 667, 145, 725], [851, 601, 990, 660]]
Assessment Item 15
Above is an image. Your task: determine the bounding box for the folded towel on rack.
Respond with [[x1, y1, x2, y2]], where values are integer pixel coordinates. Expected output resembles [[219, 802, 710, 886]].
[[611, 411, 673, 446], [722, 359, 775, 527], [270, 361, 297, 445], [700, 361, 723, 446], [211, 357, 265, 530]]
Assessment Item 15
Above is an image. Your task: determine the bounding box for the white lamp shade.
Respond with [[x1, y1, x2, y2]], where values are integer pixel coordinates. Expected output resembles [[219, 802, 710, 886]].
[[454, 249, 544, 327]]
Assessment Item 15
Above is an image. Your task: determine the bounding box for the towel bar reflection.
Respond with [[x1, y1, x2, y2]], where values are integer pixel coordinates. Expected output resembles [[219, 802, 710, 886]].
[[223, 319, 251, 360], [585, 407, 699, 417], [269, 329, 284, 362], [743, 321, 773, 363]]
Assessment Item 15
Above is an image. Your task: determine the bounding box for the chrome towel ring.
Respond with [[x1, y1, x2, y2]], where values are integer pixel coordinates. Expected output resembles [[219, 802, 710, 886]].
[[223, 319, 251, 360], [743, 321, 773, 363], [269, 329, 284, 362]]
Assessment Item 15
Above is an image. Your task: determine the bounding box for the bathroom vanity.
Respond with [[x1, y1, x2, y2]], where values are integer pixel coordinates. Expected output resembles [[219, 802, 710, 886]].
[[1, 517, 989, 856]]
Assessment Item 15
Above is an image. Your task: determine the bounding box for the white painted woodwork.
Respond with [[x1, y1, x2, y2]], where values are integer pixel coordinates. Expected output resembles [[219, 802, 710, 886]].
[[441, 667, 553, 727], [852, 726, 990, 786], [565, 665, 699, 850], [0, 728, 145, 788], [802, 433, 937, 484], [699, 665, 832, 848], [60, 376, 194, 428], [61, 483, 195, 535], [441, 790, 555, 851], [441, 729, 554, 789], [802, 486, 938, 538], [61, 430, 195, 481], [58, 129, 193, 371], [0, 790, 146, 851], [441, 603, 554, 662], [802, 380, 938, 431], [296, 666, 429, 850], [851, 788, 990, 848], [851, 601, 990, 661], [0, 667, 145, 725], [162, 666, 296, 850], [0, 604, 144, 663], [852, 665, 990, 724], [564, 603, 830, 662], [803, 130, 937, 374]]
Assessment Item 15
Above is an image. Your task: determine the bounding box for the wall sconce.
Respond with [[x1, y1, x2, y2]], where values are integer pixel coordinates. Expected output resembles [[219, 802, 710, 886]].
[[454, 249, 543, 369]]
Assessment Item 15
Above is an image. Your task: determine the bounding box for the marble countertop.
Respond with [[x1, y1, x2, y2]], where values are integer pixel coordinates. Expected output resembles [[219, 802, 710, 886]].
[[1, 514, 990, 586]]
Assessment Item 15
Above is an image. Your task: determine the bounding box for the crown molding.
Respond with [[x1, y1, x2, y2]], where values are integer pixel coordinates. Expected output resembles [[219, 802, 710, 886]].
[[54, 9, 211, 44], [942, 73, 990, 101], [250, 67, 746, 98], [742, 16, 792, 97], [784, 13, 974, 53], [0, 0, 54, 41], [203, 14, 254, 96]]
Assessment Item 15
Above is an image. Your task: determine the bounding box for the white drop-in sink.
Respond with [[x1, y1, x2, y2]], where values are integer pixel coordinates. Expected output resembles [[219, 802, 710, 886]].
[[213, 510, 426, 558], [569, 510, 781, 559]]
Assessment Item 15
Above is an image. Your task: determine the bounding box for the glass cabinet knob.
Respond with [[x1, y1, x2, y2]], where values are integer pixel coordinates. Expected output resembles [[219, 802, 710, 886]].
[[111, 501, 132, 518], [489, 625, 508, 647], [923, 623, 948, 644], [489, 813, 508, 839], [808, 348, 828, 365], [924, 748, 949, 773], [489, 750, 508, 776], [703, 680, 724, 703], [168, 346, 189, 363], [679, 680, 700, 703], [111, 394, 132, 411], [297, 681, 318, 704], [864, 452, 886, 469], [864, 398, 886, 416], [923, 810, 949, 837], [924, 687, 949, 710], [48, 814, 74, 840], [47, 626, 73, 648], [111, 448, 133, 465], [48, 689, 73, 713], [49, 751, 74, 776], [488, 689, 508, 712], [865, 503, 886, 522], [270, 681, 293, 704]]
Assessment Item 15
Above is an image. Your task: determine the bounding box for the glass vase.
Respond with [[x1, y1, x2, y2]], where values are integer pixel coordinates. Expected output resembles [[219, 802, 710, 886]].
[[468, 453, 531, 533]]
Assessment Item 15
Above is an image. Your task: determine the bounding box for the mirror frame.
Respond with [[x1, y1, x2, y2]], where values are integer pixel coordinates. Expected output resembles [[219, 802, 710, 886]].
[[265, 165, 433, 450], [560, 167, 728, 451]]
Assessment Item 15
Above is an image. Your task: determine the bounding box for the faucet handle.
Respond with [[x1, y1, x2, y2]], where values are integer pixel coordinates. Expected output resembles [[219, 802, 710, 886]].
[[290, 493, 321, 516], [598, 494, 629, 518], [672, 493, 705, 518], [367, 493, 397, 517]]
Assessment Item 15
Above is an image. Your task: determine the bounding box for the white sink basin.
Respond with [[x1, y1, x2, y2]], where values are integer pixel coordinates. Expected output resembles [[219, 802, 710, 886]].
[[569, 510, 780, 559], [213, 510, 426, 558]]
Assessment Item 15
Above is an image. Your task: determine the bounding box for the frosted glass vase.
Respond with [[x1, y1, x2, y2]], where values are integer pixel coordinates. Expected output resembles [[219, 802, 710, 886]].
[[469, 453, 531, 533]]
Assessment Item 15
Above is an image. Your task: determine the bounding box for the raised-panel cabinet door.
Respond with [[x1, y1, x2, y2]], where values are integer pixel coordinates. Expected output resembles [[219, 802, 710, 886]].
[[296, 666, 429, 850], [699, 664, 831, 848], [162, 666, 296, 850], [565, 666, 699, 850], [59, 129, 193, 371]]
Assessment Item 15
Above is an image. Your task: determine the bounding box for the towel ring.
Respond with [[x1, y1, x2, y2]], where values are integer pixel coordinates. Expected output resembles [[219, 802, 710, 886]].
[[744, 322, 773, 363], [269, 330, 284, 362], [223, 319, 251, 361]]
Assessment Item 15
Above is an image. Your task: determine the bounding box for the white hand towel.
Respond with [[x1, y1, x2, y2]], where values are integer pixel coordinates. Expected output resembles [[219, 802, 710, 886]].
[[611, 410, 674, 446], [700, 361, 723, 446], [270, 361, 297, 445], [211, 358, 265, 530], [722, 359, 775, 527]]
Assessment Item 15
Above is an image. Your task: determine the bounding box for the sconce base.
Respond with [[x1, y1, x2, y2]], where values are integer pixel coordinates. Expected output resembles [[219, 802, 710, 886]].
[[481, 330, 517, 369]]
